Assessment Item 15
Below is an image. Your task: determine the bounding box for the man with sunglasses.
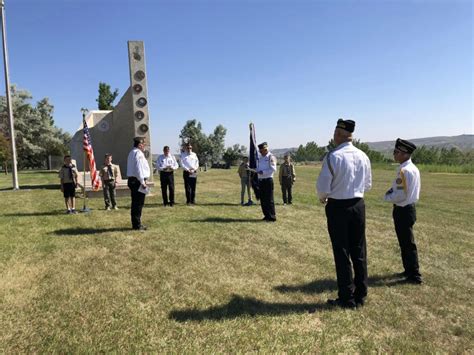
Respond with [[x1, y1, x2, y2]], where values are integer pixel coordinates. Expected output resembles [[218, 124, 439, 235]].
[[384, 138, 422, 284]]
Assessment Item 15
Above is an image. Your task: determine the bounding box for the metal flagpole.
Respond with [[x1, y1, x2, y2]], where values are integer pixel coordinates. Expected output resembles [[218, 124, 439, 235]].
[[1, 0, 18, 190], [80, 108, 90, 212]]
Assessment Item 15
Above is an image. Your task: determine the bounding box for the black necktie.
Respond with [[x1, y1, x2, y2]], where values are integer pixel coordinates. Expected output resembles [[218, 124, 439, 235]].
[[107, 165, 113, 179]]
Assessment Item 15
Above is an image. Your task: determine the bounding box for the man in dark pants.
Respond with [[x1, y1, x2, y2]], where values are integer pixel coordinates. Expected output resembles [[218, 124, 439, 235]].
[[384, 138, 422, 284], [180, 143, 199, 205], [257, 142, 277, 222], [127, 137, 150, 231], [317, 119, 372, 308], [156, 145, 179, 206]]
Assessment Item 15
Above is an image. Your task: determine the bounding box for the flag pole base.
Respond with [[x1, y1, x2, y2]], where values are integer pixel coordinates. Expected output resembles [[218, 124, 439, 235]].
[[80, 207, 91, 213]]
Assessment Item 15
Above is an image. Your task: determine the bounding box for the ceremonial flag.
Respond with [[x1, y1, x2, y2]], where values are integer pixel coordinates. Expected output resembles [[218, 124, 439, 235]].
[[83, 119, 100, 191], [249, 123, 260, 200]]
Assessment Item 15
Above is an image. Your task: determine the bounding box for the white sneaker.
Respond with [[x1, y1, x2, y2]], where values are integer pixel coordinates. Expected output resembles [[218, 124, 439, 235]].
[[113, 206, 119, 210]]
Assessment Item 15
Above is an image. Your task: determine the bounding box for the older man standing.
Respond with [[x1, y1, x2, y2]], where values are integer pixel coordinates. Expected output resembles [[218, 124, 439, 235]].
[[127, 137, 150, 231], [257, 142, 277, 222], [180, 142, 199, 205], [317, 119, 372, 308], [384, 138, 422, 284], [157, 145, 179, 207]]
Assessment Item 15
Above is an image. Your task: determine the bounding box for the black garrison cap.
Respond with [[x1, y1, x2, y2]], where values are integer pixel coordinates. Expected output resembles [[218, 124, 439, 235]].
[[395, 138, 417, 154], [133, 137, 145, 144], [336, 119, 356, 133], [258, 142, 268, 149]]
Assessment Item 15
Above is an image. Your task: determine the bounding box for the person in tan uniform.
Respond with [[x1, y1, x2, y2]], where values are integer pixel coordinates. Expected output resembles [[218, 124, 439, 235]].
[[237, 156, 254, 206], [99, 153, 119, 210], [58, 155, 79, 214], [279, 154, 296, 205]]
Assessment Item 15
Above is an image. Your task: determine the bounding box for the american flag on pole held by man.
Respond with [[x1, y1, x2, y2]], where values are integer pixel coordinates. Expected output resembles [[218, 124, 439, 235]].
[[248, 122, 260, 200], [83, 119, 100, 191]]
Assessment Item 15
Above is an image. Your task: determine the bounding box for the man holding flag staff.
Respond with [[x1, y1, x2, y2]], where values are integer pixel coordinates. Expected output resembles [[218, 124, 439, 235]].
[[127, 137, 150, 231], [257, 142, 277, 222]]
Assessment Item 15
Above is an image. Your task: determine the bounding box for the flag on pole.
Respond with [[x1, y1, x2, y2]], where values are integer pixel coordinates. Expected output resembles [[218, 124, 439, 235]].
[[83, 119, 100, 191], [249, 123, 260, 200]]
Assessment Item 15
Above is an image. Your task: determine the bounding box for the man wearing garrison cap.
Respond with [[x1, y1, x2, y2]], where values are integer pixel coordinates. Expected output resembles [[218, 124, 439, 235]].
[[384, 138, 422, 284], [317, 118, 372, 309], [257, 142, 277, 221], [127, 137, 150, 231]]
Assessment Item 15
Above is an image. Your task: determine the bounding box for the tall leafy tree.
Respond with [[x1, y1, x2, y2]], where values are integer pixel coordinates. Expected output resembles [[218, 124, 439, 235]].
[[179, 119, 228, 166], [0, 86, 70, 169], [0, 133, 11, 173], [96, 82, 119, 110]]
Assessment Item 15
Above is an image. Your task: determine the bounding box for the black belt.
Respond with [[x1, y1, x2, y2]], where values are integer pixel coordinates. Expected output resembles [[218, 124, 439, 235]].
[[327, 197, 362, 207], [394, 203, 415, 208], [259, 177, 273, 181]]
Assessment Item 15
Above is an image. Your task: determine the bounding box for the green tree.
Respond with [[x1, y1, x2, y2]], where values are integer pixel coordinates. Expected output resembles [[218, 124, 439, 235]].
[[179, 119, 228, 167], [96, 82, 119, 110], [0, 86, 70, 169], [222, 144, 246, 166], [0, 133, 11, 173]]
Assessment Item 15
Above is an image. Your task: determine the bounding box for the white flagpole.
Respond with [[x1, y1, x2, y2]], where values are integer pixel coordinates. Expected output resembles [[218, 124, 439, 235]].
[[1, 0, 18, 190]]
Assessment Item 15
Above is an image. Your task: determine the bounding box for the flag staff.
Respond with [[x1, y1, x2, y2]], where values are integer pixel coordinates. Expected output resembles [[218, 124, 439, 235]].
[[80, 108, 90, 213], [1, 0, 18, 190]]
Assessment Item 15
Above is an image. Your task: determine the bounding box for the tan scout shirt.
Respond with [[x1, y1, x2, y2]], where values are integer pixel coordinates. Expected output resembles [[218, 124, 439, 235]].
[[99, 164, 119, 181], [59, 164, 79, 184]]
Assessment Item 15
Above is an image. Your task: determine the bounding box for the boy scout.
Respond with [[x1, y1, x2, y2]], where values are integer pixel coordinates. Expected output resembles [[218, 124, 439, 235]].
[[58, 155, 79, 214], [279, 154, 296, 205], [99, 153, 119, 210], [384, 138, 422, 284]]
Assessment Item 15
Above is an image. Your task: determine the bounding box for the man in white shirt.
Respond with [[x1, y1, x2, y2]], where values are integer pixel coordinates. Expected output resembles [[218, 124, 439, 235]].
[[157, 145, 179, 207], [180, 143, 199, 205], [317, 119, 372, 309], [257, 142, 277, 222], [127, 137, 151, 230], [384, 138, 422, 284]]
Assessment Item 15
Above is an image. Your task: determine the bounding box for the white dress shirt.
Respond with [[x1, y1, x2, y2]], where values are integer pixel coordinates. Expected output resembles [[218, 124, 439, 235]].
[[257, 152, 277, 180], [384, 159, 420, 206], [127, 147, 150, 185], [180, 151, 199, 176], [317, 142, 372, 200], [157, 154, 179, 172]]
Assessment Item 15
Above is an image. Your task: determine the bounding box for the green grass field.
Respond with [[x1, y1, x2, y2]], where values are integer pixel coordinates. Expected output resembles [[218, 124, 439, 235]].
[[0, 166, 473, 352]]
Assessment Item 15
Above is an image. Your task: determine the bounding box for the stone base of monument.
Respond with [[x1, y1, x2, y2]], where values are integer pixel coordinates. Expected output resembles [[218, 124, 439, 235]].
[[76, 171, 155, 198]]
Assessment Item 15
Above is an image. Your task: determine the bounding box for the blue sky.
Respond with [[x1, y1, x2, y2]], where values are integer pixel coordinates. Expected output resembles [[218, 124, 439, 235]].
[[3, 0, 473, 153]]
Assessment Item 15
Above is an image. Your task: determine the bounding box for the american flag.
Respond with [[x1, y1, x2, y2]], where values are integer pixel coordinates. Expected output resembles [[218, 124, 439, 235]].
[[83, 119, 100, 191], [249, 123, 260, 200]]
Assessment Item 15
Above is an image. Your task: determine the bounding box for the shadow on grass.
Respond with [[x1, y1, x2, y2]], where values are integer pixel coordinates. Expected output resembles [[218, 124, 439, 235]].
[[3, 210, 67, 217], [169, 294, 330, 322], [274, 273, 411, 294], [190, 217, 262, 223], [0, 184, 59, 191], [52, 227, 131, 236]]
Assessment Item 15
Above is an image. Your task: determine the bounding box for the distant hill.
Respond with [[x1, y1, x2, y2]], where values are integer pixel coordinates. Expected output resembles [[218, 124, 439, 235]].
[[271, 148, 298, 157], [366, 134, 473, 155]]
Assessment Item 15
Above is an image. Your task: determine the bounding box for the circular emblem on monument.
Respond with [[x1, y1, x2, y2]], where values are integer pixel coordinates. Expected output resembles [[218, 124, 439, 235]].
[[136, 97, 147, 107], [134, 70, 146, 81], [144, 150, 150, 158], [139, 124, 149, 133], [133, 84, 143, 94], [133, 52, 141, 61], [135, 111, 145, 120], [97, 120, 110, 132]]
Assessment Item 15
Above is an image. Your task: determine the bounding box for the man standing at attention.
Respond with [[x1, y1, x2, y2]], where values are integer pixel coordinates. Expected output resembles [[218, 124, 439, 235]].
[[180, 142, 199, 205], [127, 137, 150, 231], [257, 142, 277, 222], [317, 119, 372, 308], [384, 138, 422, 284], [99, 153, 119, 211], [157, 145, 179, 207], [279, 154, 296, 205]]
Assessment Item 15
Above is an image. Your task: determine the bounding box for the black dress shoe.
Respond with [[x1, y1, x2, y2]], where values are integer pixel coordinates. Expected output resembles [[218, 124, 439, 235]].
[[396, 271, 409, 278], [133, 225, 147, 231], [266, 218, 277, 222], [355, 298, 366, 307], [327, 298, 356, 309], [404, 276, 423, 285]]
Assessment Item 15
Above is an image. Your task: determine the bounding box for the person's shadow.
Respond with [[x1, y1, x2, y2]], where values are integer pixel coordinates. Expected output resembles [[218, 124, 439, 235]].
[[274, 273, 410, 294], [169, 294, 330, 322], [51, 227, 131, 236], [190, 217, 261, 223]]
